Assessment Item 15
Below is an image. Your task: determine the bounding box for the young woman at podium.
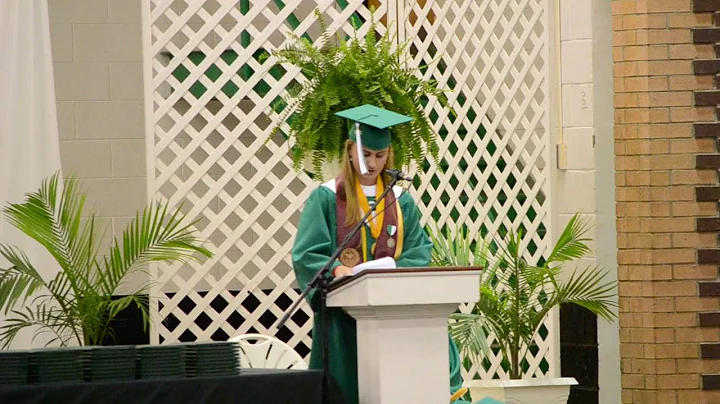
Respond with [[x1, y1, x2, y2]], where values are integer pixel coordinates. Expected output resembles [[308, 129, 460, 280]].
[[292, 105, 471, 404]]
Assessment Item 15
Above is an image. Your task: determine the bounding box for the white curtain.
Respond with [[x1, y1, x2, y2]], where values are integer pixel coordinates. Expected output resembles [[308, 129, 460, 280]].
[[0, 0, 63, 349]]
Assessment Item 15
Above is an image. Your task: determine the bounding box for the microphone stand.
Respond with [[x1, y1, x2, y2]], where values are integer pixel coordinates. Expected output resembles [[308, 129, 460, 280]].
[[276, 171, 403, 404]]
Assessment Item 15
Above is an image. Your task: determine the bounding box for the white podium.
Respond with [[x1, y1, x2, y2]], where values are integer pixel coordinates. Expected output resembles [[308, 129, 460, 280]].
[[327, 267, 482, 404]]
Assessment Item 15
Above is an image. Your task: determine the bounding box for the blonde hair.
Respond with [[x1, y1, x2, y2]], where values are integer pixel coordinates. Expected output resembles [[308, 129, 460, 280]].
[[341, 140, 395, 227]]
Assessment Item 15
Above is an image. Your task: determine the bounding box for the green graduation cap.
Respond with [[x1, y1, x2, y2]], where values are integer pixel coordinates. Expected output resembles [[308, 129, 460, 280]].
[[335, 104, 413, 151]]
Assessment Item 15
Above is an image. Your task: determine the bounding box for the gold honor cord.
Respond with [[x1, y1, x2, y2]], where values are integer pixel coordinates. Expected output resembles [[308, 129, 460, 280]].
[[355, 179, 410, 263], [355, 176, 386, 239]]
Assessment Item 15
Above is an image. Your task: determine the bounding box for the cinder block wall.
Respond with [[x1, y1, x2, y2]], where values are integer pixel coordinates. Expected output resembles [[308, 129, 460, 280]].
[[613, 0, 720, 402], [49, 0, 146, 293]]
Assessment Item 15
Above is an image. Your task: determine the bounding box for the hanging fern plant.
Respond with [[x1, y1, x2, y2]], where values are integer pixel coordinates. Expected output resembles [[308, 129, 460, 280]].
[[267, 9, 449, 176]]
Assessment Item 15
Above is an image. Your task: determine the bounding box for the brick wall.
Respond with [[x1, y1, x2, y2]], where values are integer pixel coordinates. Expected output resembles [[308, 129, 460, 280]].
[[613, 0, 720, 402], [693, 0, 720, 396], [48, 0, 147, 293]]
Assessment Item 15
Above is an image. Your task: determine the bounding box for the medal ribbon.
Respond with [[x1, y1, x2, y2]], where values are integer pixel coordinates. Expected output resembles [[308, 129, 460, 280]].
[[355, 176, 385, 240]]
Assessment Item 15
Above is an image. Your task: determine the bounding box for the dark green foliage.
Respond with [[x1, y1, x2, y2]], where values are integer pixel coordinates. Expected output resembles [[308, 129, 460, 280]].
[[429, 214, 618, 379], [267, 9, 449, 176], [0, 173, 212, 348]]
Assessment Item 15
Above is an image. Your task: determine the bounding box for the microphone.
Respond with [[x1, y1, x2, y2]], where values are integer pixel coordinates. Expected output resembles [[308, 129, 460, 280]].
[[386, 168, 413, 182]]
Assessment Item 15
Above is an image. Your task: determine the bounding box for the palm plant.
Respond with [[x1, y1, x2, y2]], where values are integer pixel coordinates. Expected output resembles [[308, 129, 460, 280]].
[[267, 9, 448, 176], [428, 221, 491, 361], [0, 173, 212, 348], [429, 214, 617, 379]]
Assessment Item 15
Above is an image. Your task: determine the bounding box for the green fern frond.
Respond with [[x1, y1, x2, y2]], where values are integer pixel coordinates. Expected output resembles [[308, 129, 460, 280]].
[[266, 8, 447, 179]]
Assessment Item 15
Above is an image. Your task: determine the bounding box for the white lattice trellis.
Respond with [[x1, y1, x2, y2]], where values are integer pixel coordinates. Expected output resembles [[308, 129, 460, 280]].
[[141, 0, 554, 381], [399, 0, 554, 380]]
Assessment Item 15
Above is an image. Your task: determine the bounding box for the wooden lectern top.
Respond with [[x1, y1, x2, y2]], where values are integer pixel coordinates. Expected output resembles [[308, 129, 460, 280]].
[[328, 266, 483, 292]]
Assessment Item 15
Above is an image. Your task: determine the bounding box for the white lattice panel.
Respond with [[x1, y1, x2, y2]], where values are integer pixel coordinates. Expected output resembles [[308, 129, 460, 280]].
[[400, 0, 554, 380], [141, 0, 392, 357], [141, 0, 554, 381]]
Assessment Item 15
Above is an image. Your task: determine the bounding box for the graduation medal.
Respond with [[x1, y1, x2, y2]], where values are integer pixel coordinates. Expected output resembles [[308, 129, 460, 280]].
[[340, 248, 361, 267], [386, 225, 397, 248]]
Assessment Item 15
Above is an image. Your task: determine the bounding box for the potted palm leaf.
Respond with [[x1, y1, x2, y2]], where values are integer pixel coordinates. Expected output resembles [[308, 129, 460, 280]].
[[0, 173, 212, 347], [428, 221, 492, 363], [429, 214, 617, 404], [267, 9, 448, 178]]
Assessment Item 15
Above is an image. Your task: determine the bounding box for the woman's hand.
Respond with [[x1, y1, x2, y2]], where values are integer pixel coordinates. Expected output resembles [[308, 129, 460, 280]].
[[333, 265, 353, 278]]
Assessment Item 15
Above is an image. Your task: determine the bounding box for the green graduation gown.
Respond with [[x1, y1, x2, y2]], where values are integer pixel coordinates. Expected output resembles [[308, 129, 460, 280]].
[[292, 181, 468, 404]]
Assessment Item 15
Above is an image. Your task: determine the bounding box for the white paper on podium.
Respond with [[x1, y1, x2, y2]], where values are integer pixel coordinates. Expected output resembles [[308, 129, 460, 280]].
[[352, 257, 396, 275]]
